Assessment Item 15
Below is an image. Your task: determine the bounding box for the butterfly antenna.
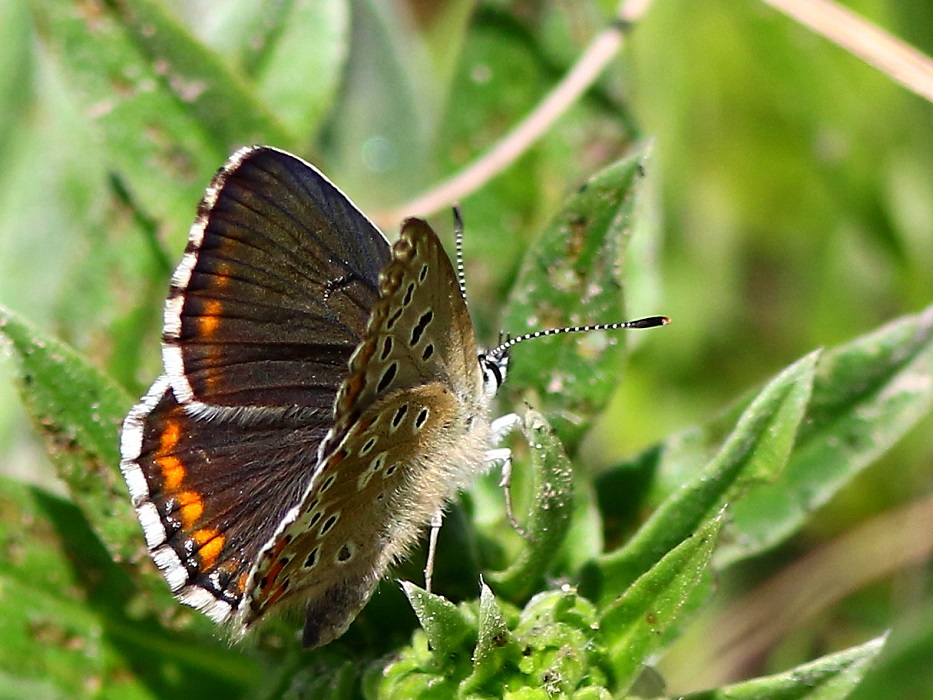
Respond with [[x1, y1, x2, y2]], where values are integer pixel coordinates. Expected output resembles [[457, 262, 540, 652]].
[[487, 316, 670, 359], [453, 206, 468, 301]]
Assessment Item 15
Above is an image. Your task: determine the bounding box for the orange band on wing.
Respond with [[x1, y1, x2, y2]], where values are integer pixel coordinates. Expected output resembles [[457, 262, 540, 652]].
[[159, 420, 181, 452], [192, 529, 225, 569], [199, 298, 224, 336], [258, 539, 290, 597], [158, 456, 186, 491], [176, 491, 204, 528]]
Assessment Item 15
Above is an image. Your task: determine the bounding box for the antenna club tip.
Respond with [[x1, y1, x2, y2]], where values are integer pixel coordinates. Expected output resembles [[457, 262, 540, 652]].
[[629, 315, 670, 329]]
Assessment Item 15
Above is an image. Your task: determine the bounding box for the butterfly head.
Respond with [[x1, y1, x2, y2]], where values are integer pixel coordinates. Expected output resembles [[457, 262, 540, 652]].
[[478, 348, 510, 398]]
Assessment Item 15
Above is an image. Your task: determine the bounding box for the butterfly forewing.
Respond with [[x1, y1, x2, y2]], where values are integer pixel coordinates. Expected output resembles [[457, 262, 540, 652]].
[[164, 146, 391, 410]]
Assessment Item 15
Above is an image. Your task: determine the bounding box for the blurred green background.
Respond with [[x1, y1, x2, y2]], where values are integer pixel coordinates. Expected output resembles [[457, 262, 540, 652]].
[[1, 0, 931, 697]]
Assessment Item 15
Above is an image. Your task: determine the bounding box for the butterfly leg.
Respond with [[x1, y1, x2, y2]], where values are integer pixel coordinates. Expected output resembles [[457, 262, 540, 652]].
[[485, 413, 531, 540], [490, 412, 522, 444], [424, 414, 522, 593], [424, 509, 444, 593]]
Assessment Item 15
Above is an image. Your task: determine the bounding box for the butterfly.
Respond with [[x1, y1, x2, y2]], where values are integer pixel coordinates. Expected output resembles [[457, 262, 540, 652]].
[[120, 146, 668, 647]]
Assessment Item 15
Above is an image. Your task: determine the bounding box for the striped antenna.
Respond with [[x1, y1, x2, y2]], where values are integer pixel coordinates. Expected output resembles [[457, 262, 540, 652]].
[[452, 206, 468, 301], [486, 316, 670, 360]]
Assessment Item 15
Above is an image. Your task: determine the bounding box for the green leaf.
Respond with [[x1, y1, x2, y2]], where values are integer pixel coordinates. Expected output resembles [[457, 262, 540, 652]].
[[380, 584, 615, 698], [0, 477, 260, 698], [202, 1, 350, 140], [486, 409, 575, 599], [373, 587, 472, 700], [509, 588, 610, 697], [560, 473, 605, 573], [599, 514, 723, 693], [612, 305, 933, 567], [400, 582, 475, 659], [501, 148, 654, 449], [0, 2, 33, 146], [682, 634, 888, 700], [719, 304, 933, 565], [0, 305, 141, 561], [847, 602, 933, 699], [589, 351, 818, 603], [466, 581, 522, 689], [28, 0, 271, 238], [112, 0, 291, 145]]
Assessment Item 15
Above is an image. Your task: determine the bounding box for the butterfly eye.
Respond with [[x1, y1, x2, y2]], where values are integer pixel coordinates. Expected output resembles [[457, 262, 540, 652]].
[[479, 352, 508, 397]]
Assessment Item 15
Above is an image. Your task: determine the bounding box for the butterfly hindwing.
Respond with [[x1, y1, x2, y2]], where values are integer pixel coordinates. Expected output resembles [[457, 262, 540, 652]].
[[241, 384, 463, 647], [121, 378, 331, 623]]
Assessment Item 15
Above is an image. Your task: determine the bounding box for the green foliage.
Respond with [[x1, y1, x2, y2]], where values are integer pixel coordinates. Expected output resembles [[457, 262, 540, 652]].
[[680, 636, 889, 700], [2, 1, 931, 698], [501, 154, 649, 448]]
